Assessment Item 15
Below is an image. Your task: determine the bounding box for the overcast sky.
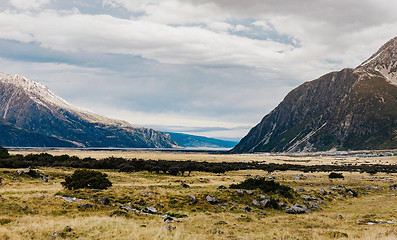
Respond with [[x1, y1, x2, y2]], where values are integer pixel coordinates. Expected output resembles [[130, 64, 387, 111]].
[[1, 0, 397, 141]]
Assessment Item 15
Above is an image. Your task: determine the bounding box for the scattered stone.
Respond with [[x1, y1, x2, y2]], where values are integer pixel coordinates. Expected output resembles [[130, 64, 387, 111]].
[[64, 226, 72, 232], [164, 216, 174, 223], [140, 191, 154, 195], [206, 195, 219, 204], [245, 190, 253, 195], [77, 204, 94, 209], [243, 206, 253, 212], [34, 195, 46, 199], [390, 184, 397, 191], [296, 187, 305, 192], [236, 189, 244, 195], [146, 207, 157, 213], [300, 195, 313, 200], [336, 214, 344, 219], [187, 194, 197, 203], [331, 185, 345, 191], [13, 177, 18, 181], [218, 185, 227, 190], [209, 228, 224, 234], [285, 204, 311, 214], [22, 206, 30, 211], [98, 197, 110, 205], [252, 199, 270, 208], [181, 183, 190, 188], [42, 176, 48, 182], [319, 188, 331, 195], [49, 232, 62, 239], [17, 170, 23, 175], [364, 186, 378, 190], [48, 176, 54, 180], [57, 196, 81, 203], [267, 176, 276, 180], [166, 226, 176, 231], [347, 191, 354, 197], [120, 205, 134, 213], [258, 212, 267, 216], [259, 194, 269, 200], [304, 201, 321, 210]]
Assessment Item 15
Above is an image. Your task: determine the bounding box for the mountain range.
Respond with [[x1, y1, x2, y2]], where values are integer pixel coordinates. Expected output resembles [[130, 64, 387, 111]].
[[0, 73, 177, 148], [232, 36, 397, 153]]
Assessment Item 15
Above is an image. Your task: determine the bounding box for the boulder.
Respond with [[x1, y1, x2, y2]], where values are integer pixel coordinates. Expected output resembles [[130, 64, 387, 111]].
[[245, 190, 254, 195], [285, 204, 311, 214], [319, 188, 331, 195], [98, 197, 110, 205], [236, 189, 244, 195], [304, 201, 322, 210], [206, 195, 219, 204], [295, 187, 305, 192], [146, 207, 157, 213], [164, 216, 174, 223], [243, 206, 253, 212], [252, 199, 270, 208], [187, 194, 197, 203], [390, 184, 397, 191], [181, 183, 190, 188]]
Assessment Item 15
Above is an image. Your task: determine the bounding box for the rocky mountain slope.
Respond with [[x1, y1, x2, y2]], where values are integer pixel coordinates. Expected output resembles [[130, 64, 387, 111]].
[[232, 37, 397, 153], [0, 73, 177, 148]]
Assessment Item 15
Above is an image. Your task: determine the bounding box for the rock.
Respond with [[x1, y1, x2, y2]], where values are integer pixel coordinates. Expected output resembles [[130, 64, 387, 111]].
[[304, 201, 321, 210], [120, 205, 134, 212], [140, 191, 154, 194], [319, 188, 331, 195], [300, 195, 312, 200], [164, 216, 174, 223], [243, 206, 253, 212], [98, 197, 111, 205], [390, 184, 397, 191], [166, 226, 176, 231], [218, 185, 227, 190], [17, 170, 23, 175], [296, 188, 305, 192], [293, 176, 301, 180], [206, 195, 219, 204], [48, 176, 53, 180], [59, 196, 81, 203], [146, 207, 157, 213], [236, 189, 244, 195], [331, 185, 345, 191], [245, 190, 253, 195], [259, 194, 269, 200], [42, 176, 48, 182], [336, 214, 344, 219], [49, 232, 62, 239], [187, 194, 197, 203], [64, 226, 72, 232], [209, 228, 224, 234], [364, 186, 378, 190], [347, 191, 354, 197], [181, 183, 190, 188], [77, 204, 94, 209], [285, 204, 311, 214], [267, 176, 276, 180], [22, 206, 30, 211], [258, 212, 267, 216], [252, 199, 270, 207]]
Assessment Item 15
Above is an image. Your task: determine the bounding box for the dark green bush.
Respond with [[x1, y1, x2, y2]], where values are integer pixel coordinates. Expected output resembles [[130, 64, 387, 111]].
[[0, 147, 9, 159], [329, 172, 344, 179], [61, 169, 112, 190], [230, 178, 293, 199]]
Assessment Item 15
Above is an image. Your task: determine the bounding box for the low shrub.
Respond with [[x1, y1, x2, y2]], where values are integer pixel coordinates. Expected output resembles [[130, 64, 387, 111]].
[[61, 169, 112, 190], [230, 178, 293, 199], [329, 172, 344, 179]]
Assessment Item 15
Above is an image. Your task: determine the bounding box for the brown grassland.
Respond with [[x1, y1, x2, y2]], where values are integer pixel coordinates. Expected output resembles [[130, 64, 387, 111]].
[[1, 149, 397, 239]]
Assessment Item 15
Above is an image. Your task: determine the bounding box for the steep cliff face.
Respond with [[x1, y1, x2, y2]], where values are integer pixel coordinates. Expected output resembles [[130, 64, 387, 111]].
[[0, 73, 177, 148], [233, 37, 397, 153]]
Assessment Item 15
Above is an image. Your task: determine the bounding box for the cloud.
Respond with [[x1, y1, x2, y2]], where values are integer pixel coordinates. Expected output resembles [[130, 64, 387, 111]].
[[1, 0, 397, 139]]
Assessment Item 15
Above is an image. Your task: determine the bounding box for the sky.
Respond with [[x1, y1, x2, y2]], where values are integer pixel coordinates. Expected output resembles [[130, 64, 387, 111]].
[[1, 0, 397, 141]]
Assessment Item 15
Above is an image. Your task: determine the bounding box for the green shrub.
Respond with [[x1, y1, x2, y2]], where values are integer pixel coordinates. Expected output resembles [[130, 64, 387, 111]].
[[0, 147, 9, 159], [329, 172, 344, 179], [61, 169, 112, 190], [230, 178, 293, 199]]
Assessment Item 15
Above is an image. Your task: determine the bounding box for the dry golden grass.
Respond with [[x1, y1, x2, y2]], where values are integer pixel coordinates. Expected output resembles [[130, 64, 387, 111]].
[[1, 151, 397, 239]]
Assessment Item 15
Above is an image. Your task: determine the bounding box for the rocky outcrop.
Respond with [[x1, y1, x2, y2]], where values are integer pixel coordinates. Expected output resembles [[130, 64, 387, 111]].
[[233, 37, 397, 153]]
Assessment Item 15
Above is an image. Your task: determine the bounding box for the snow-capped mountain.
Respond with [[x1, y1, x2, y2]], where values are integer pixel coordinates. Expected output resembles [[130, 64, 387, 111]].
[[0, 73, 177, 148], [232, 37, 397, 153]]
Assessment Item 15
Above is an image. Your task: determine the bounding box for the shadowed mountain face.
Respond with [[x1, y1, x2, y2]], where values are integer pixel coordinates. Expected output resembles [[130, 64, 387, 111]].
[[233, 37, 397, 153], [0, 73, 177, 148]]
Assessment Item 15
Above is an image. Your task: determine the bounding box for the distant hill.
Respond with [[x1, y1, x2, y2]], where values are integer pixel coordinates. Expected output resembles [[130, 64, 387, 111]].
[[232, 36, 397, 153], [0, 73, 177, 148], [166, 132, 238, 149]]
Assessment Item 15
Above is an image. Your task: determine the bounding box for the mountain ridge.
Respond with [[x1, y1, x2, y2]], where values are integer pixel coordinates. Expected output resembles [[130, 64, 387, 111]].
[[0, 73, 177, 148]]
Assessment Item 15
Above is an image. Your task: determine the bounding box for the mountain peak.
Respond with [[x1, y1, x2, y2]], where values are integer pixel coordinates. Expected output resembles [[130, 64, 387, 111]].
[[357, 36, 397, 85]]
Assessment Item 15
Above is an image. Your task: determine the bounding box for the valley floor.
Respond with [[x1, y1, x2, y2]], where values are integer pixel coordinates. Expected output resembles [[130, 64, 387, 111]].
[[1, 150, 397, 239]]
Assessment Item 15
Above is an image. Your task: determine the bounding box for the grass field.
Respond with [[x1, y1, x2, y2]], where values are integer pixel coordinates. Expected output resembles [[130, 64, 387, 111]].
[[1, 150, 397, 239]]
